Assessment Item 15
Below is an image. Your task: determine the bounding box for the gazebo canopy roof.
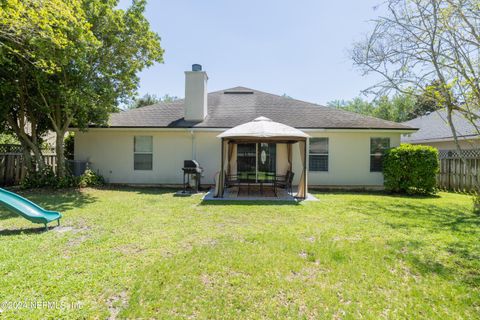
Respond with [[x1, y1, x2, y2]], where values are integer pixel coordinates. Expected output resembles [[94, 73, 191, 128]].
[[217, 116, 310, 140]]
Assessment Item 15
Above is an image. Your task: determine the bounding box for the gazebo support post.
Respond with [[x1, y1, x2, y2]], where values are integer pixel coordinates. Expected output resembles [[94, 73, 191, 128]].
[[220, 138, 225, 197], [303, 138, 307, 200]]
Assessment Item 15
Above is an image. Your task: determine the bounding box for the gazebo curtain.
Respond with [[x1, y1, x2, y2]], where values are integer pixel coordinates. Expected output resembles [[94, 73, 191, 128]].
[[287, 143, 292, 171], [297, 140, 308, 199], [227, 143, 236, 175], [214, 139, 229, 197]]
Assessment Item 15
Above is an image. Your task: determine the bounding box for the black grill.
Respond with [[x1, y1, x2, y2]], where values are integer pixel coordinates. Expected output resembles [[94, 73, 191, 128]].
[[182, 160, 203, 193]]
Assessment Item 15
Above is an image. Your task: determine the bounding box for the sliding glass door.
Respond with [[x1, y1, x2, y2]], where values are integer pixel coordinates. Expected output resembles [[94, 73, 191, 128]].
[[237, 143, 276, 181], [257, 143, 276, 179]]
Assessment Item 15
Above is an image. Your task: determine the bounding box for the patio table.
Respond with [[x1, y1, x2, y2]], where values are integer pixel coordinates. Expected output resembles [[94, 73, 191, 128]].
[[245, 173, 277, 197]]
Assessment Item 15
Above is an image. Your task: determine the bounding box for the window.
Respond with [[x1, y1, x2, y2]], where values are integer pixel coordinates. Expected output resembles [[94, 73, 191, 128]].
[[134, 136, 153, 170], [309, 138, 328, 171], [370, 138, 390, 172]]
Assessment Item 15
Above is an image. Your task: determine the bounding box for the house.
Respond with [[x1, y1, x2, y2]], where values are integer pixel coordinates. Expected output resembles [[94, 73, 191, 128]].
[[402, 110, 479, 150], [73, 65, 416, 191]]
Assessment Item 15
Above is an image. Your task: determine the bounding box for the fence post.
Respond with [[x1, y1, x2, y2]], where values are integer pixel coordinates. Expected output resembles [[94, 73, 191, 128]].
[[447, 158, 451, 190]]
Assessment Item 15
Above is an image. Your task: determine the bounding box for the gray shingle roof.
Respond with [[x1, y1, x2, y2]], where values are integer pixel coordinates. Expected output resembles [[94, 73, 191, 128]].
[[109, 87, 414, 130], [402, 109, 479, 142]]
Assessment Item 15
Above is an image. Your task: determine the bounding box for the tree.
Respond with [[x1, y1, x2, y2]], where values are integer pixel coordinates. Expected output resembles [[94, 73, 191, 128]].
[[409, 81, 444, 118], [327, 94, 417, 122], [0, 0, 83, 173], [128, 93, 179, 109], [352, 0, 480, 196], [328, 97, 376, 116], [0, 62, 52, 172], [160, 94, 180, 103], [0, 0, 164, 178]]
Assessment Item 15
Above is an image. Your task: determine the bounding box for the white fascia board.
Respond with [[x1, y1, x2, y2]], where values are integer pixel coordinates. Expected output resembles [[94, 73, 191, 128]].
[[70, 127, 417, 134], [402, 135, 479, 144]]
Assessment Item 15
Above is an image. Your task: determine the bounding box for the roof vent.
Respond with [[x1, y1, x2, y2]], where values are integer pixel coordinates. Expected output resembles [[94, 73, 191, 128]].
[[192, 64, 202, 72]]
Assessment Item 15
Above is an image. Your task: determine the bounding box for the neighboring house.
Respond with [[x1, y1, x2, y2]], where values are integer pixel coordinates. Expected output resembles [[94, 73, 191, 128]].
[[402, 110, 479, 150], [73, 65, 416, 188]]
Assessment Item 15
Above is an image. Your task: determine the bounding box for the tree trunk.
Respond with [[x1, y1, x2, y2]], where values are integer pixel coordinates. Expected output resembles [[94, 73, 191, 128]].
[[19, 140, 34, 174], [8, 117, 45, 173], [30, 142, 45, 172], [55, 130, 66, 178]]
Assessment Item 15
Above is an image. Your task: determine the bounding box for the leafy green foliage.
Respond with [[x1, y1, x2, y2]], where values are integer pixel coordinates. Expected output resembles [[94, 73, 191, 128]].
[[64, 132, 75, 160], [128, 93, 179, 109], [21, 166, 104, 189], [78, 169, 105, 188], [327, 93, 436, 122], [0, 134, 19, 144], [21, 166, 61, 189], [0, 0, 164, 177], [383, 144, 439, 195], [473, 191, 480, 215]]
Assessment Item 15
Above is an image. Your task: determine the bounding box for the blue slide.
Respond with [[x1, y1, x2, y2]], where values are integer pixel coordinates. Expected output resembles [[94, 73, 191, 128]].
[[0, 188, 62, 230]]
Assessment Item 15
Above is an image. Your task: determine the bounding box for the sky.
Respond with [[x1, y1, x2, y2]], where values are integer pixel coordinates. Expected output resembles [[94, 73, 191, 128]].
[[118, 0, 385, 105]]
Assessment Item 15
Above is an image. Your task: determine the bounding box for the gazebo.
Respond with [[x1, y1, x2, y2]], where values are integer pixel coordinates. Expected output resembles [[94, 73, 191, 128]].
[[214, 116, 310, 199]]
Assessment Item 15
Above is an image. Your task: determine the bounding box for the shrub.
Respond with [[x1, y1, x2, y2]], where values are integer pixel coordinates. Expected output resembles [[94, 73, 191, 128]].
[[78, 169, 105, 188], [64, 132, 75, 160], [21, 167, 104, 189], [473, 193, 480, 215], [21, 166, 58, 189], [383, 144, 439, 195]]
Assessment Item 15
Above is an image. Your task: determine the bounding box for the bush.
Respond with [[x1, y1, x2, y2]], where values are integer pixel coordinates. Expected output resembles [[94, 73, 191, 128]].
[[473, 193, 480, 215], [383, 144, 439, 195], [21, 166, 58, 189], [78, 169, 105, 188], [21, 167, 104, 189], [64, 132, 75, 160]]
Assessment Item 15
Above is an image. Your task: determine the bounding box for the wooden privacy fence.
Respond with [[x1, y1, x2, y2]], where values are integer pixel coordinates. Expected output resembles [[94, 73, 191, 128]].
[[0, 145, 56, 186], [438, 149, 480, 192]]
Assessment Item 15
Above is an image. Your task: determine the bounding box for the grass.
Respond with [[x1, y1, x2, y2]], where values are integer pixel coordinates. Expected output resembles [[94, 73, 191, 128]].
[[0, 187, 478, 319]]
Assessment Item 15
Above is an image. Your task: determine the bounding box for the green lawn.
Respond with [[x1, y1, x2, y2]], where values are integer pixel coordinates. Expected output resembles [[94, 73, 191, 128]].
[[0, 187, 478, 319]]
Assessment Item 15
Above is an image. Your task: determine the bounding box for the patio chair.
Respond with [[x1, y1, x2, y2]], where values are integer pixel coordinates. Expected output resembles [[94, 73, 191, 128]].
[[276, 171, 294, 194], [224, 173, 240, 192]]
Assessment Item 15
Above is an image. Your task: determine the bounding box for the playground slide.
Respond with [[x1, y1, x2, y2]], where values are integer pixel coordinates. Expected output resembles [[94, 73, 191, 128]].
[[0, 188, 61, 230]]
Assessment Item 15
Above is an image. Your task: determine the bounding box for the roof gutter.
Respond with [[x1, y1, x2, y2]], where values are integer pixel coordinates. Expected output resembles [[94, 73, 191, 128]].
[[70, 127, 417, 134], [402, 134, 479, 144]]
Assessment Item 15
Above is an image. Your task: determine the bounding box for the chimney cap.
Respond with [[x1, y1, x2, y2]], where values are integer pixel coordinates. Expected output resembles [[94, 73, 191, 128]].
[[192, 64, 202, 72]]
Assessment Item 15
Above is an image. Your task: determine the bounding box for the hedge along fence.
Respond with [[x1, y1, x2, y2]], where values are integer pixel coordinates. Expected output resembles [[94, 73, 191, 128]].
[[0, 144, 57, 186], [383, 144, 439, 195]]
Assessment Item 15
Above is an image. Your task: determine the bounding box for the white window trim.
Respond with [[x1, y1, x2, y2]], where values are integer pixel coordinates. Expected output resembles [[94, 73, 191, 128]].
[[134, 136, 153, 171], [370, 137, 390, 172], [309, 137, 329, 172]]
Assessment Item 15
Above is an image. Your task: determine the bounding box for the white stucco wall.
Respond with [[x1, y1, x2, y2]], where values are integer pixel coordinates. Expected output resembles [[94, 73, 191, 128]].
[[75, 129, 403, 187], [305, 131, 401, 187], [75, 130, 220, 184]]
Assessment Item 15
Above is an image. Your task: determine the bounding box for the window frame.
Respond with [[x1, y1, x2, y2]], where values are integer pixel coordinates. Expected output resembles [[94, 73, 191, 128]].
[[309, 137, 329, 172], [370, 137, 390, 172], [133, 136, 153, 171]]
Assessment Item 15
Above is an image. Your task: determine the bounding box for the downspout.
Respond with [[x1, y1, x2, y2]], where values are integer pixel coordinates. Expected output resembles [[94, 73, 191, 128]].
[[255, 143, 259, 182], [190, 130, 195, 159]]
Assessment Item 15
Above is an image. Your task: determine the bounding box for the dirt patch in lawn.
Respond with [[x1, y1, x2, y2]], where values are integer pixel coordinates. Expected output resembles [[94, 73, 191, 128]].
[[115, 244, 145, 255], [106, 291, 129, 320]]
